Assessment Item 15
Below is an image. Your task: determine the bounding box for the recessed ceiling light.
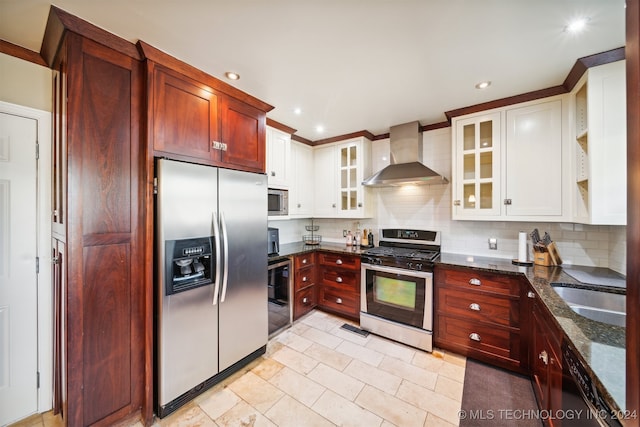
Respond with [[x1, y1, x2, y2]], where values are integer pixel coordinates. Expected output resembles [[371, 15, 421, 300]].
[[475, 81, 491, 89], [565, 17, 590, 33], [225, 71, 240, 80], [293, 107, 302, 115]]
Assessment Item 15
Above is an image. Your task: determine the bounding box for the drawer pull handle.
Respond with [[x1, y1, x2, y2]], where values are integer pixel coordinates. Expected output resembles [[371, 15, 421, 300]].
[[539, 350, 548, 365], [336, 298, 343, 304], [469, 333, 481, 342], [302, 297, 309, 304], [335, 259, 343, 265], [527, 291, 535, 299], [469, 303, 481, 311], [336, 277, 343, 283], [302, 276, 308, 282], [302, 259, 308, 264], [469, 278, 481, 286]]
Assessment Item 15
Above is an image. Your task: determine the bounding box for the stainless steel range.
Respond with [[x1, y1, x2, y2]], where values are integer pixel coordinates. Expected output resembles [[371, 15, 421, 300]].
[[360, 228, 440, 352]]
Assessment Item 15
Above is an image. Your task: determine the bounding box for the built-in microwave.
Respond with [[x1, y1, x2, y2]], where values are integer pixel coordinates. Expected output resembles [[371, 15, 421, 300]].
[[268, 188, 288, 216]]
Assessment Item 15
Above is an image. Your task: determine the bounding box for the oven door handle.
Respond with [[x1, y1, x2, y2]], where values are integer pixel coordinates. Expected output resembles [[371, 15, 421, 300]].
[[212, 211, 222, 305], [362, 263, 432, 278]]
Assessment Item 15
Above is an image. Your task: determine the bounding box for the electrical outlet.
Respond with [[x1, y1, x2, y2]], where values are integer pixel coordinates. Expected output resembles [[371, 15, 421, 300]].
[[488, 238, 498, 250], [343, 229, 347, 237]]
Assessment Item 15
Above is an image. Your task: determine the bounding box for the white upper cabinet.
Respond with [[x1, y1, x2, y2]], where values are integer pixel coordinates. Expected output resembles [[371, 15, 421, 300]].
[[452, 96, 568, 221], [313, 136, 373, 218], [290, 141, 314, 217], [266, 126, 291, 188], [572, 60, 626, 225]]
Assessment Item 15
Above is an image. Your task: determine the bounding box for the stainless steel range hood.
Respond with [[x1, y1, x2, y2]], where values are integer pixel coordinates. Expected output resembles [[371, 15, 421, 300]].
[[362, 121, 448, 187]]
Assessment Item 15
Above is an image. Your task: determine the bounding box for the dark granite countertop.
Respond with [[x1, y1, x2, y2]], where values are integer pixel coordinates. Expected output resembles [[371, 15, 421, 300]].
[[268, 241, 368, 261], [437, 253, 626, 413]]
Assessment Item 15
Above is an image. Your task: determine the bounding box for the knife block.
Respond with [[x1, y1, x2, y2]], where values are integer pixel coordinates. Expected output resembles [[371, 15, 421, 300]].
[[533, 252, 552, 266]]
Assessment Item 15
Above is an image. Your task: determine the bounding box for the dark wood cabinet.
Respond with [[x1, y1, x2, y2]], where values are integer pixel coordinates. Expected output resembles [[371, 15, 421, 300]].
[[316, 251, 361, 320], [434, 265, 527, 373], [139, 41, 272, 173], [293, 253, 317, 320], [529, 289, 563, 427], [43, 7, 147, 425]]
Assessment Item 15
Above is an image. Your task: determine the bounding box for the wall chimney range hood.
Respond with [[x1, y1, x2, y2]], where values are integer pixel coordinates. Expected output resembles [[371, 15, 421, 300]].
[[362, 121, 448, 187]]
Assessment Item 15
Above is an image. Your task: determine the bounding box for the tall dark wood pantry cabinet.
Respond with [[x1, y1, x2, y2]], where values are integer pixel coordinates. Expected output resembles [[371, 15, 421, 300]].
[[43, 7, 147, 426]]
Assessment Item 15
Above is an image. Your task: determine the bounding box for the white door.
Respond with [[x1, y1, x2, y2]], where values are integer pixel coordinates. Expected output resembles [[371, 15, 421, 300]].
[[0, 111, 39, 425]]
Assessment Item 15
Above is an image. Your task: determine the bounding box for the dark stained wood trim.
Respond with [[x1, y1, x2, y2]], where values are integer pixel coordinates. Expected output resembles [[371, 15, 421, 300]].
[[444, 86, 567, 121], [422, 121, 450, 132], [266, 118, 297, 134], [626, 0, 639, 424], [563, 47, 626, 91], [313, 130, 376, 146], [0, 39, 47, 66], [291, 134, 313, 145], [40, 6, 141, 67], [137, 40, 274, 113]]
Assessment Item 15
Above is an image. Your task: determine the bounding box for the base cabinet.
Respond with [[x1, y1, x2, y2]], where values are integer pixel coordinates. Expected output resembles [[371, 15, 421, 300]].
[[434, 265, 527, 373], [293, 253, 317, 320], [529, 290, 563, 427], [316, 252, 360, 320]]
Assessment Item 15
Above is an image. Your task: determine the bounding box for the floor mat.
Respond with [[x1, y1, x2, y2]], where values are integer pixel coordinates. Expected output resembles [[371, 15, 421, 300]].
[[460, 359, 543, 427]]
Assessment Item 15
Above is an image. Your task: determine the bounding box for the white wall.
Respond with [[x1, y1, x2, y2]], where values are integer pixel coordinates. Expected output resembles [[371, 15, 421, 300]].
[[0, 53, 51, 111], [271, 127, 627, 275]]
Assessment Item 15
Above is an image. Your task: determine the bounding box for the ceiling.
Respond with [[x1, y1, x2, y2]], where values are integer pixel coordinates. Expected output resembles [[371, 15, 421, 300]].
[[0, 0, 626, 141]]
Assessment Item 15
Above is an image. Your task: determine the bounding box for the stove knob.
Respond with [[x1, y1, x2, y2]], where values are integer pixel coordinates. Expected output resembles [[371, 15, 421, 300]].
[[416, 263, 423, 271], [376, 258, 383, 265], [407, 262, 413, 270]]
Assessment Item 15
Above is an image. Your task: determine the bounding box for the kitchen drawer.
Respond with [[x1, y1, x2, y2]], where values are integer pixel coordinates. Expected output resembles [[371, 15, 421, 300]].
[[318, 252, 360, 270], [294, 265, 316, 292], [294, 286, 316, 320], [295, 253, 316, 270], [437, 287, 519, 327], [436, 314, 522, 366], [436, 266, 521, 297], [318, 268, 359, 290], [318, 285, 359, 318]]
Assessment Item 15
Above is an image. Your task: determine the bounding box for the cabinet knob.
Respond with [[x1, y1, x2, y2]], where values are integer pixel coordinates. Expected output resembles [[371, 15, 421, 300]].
[[302, 297, 308, 304], [271, 171, 276, 176], [332, 203, 336, 208], [527, 291, 536, 299], [504, 199, 512, 205], [302, 276, 308, 282], [298, 203, 302, 208], [336, 298, 343, 304], [358, 202, 363, 207], [469, 278, 481, 286], [335, 259, 343, 265], [335, 277, 343, 283], [302, 259, 307, 264], [469, 303, 481, 311], [453, 200, 461, 206], [539, 350, 548, 365], [469, 333, 481, 342]]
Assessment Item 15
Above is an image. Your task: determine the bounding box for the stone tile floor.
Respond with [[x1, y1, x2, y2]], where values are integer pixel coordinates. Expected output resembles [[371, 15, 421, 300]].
[[14, 310, 466, 427]]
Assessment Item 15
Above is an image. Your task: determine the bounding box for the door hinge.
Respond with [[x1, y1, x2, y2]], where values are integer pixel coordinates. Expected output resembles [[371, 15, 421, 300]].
[[36, 141, 39, 160], [153, 177, 158, 194], [36, 257, 39, 274], [37, 371, 40, 388]]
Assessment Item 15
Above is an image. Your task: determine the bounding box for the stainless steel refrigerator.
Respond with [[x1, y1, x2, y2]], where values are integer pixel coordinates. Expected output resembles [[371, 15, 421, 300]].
[[155, 158, 267, 417]]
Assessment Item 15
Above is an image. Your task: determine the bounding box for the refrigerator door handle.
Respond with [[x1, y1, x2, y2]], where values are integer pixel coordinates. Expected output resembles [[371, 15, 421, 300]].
[[220, 211, 230, 303], [212, 211, 222, 305]]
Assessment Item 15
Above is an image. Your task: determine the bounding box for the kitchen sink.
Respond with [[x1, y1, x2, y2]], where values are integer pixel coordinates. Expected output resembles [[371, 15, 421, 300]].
[[550, 284, 626, 327]]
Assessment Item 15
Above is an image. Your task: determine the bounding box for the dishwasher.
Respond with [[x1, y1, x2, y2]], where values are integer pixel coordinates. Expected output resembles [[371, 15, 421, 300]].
[[267, 258, 292, 336]]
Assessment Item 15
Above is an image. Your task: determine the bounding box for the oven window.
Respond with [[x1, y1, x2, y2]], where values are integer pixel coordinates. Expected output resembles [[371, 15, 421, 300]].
[[364, 268, 428, 329], [374, 276, 416, 310]]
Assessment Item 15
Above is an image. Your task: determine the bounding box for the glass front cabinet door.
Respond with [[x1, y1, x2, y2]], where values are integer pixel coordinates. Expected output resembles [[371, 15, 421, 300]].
[[453, 112, 501, 218]]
